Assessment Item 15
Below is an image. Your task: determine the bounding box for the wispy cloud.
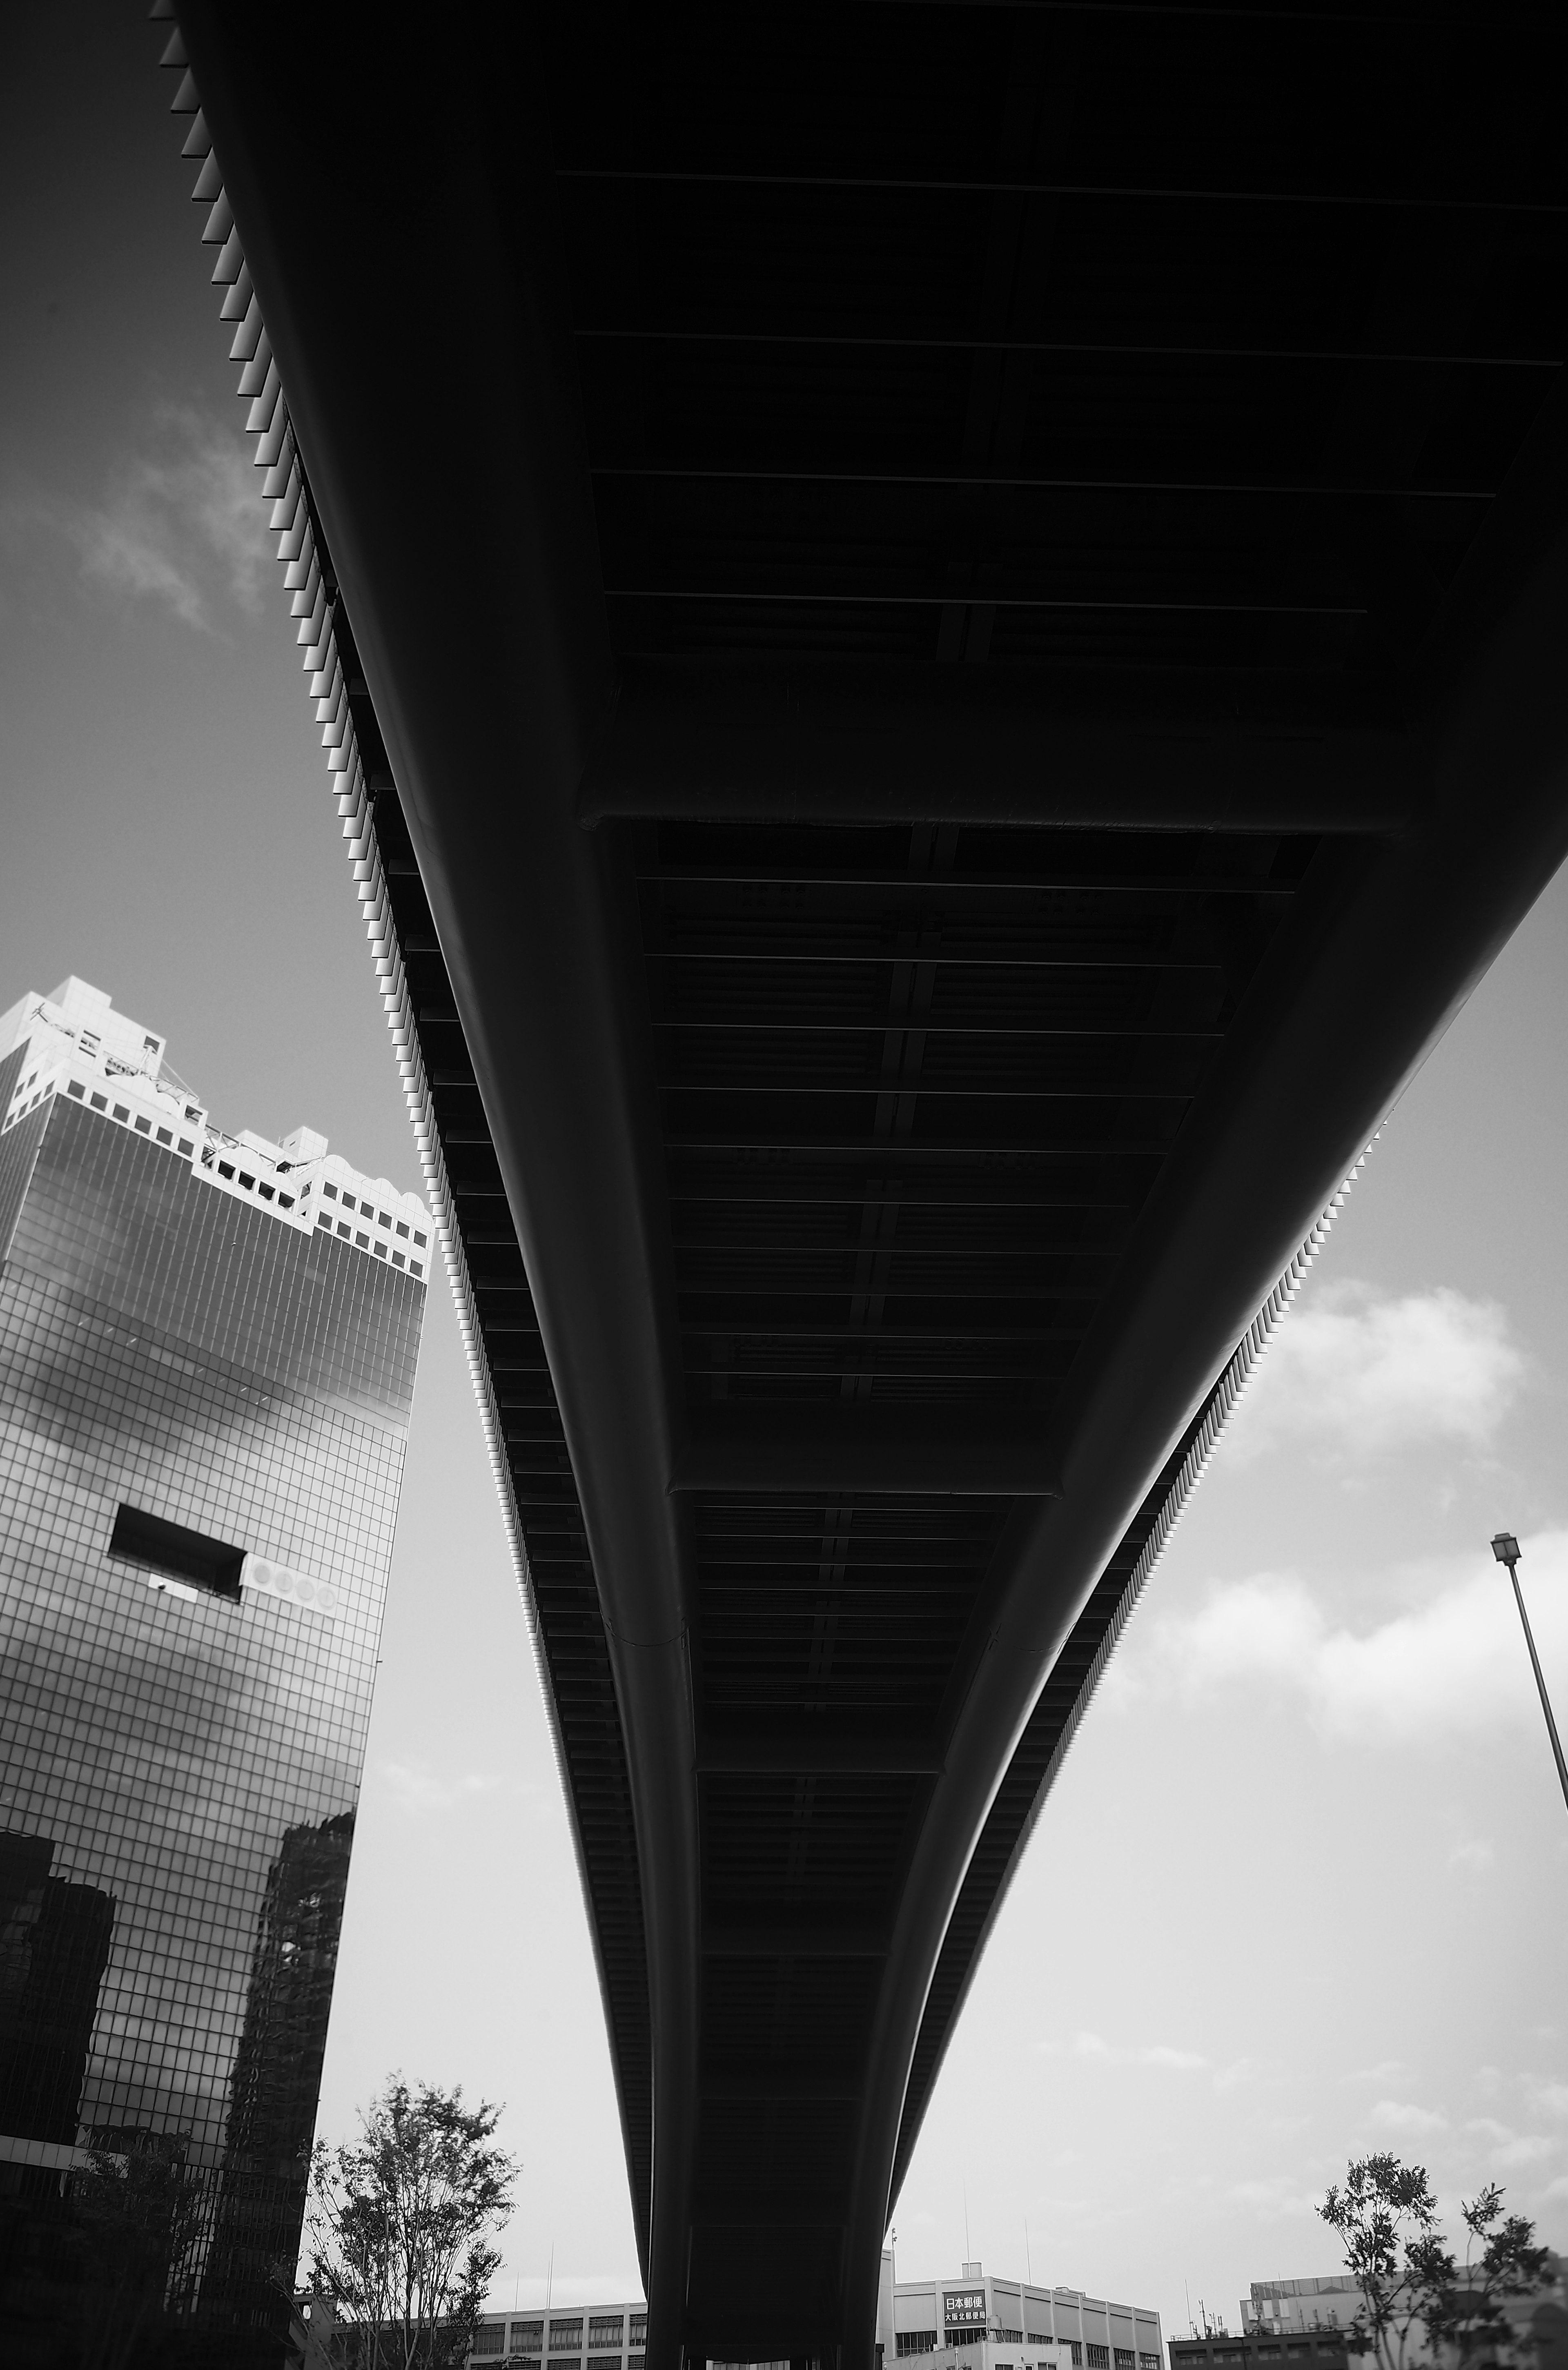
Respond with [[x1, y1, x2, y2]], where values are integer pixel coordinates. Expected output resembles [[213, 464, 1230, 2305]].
[[1368, 2100, 1449, 2137], [1464, 2116, 1564, 2172], [376, 1757, 510, 1815], [1490, 2134, 1557, 2168], [1071, 2031, 1207, 2072], [1211, 2056, 1294, 2094], [1224, 2174, 1321, 2218], [1448, 1838, 1495, 1873], [16, 405, 273, 631], [1125, 1534, 1568, 1744], [1229, 1282, 1523, 1466]]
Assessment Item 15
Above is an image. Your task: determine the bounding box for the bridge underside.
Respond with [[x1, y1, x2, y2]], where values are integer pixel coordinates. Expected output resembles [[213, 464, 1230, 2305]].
[[166, 6, 1568, 2364]]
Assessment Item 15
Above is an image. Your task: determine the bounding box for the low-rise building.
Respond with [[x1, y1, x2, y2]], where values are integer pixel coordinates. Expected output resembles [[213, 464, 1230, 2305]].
[[1181, 2258, 1568, 2370], [1170, 2330, 1353, 2370], [466, 2300, 648, 2368], [463, 2262, 1160, 2370], [883, 2258, 1163, 2370]]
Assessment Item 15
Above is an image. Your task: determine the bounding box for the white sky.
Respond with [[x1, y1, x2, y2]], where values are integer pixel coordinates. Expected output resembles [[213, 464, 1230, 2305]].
[[2, 2, 1565, 2342]]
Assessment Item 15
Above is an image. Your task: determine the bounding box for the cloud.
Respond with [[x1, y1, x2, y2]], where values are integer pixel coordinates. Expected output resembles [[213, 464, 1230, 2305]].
[[1072, 2031, 1207, 2072], [1229, 1282, 1523, 1466], [1489, 2134, 1557, 2168], [1463, 2118, 1564, 2171], [1131, 1534, 1568, 1744], [1368, 2100, 1449, 2136], [1449, 1838, 1495, 1873], [22, 406, 273, 631], [376, 1757, 509, 1814], [1225, 2176, 1320, 2218], [1532, 2083, 1568, 2119]]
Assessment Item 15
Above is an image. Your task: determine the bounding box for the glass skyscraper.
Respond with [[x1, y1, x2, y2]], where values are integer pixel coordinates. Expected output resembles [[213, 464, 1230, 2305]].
[[0, 977, 430, 2352]]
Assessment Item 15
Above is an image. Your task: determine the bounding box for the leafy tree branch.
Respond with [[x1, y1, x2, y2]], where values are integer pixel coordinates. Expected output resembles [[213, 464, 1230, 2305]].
[[304, 2076, 518, 2370], [1319, 2154, 1552, 2370]]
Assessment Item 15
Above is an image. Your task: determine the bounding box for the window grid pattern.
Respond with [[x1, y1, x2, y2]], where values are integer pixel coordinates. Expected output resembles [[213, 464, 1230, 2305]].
[[9, 1098, 422, 1424], [0, 1100, 423, 2221]]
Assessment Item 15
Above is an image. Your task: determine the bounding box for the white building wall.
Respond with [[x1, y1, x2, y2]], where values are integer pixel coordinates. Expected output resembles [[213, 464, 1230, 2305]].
[[883, 2263, 1162, 2370]]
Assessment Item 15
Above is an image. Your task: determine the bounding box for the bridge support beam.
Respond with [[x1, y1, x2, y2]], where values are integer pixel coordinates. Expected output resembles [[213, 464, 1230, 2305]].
[[579, 657, 1421, 833]]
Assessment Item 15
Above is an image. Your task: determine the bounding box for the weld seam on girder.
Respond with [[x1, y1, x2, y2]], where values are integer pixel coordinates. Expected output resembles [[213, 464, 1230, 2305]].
[[150, 8, 603, 2004]]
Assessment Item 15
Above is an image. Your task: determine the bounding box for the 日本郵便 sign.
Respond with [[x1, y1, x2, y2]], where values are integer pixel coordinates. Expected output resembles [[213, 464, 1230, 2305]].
[[945, 2293, 987, 2328]]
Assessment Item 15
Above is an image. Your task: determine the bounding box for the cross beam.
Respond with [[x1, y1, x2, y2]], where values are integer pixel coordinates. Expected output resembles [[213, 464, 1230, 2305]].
[[578, 658, 1420, 833]]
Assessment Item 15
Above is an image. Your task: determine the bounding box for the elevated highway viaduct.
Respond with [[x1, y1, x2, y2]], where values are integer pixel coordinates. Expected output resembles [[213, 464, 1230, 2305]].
[[156, 6, 1568, 2363]]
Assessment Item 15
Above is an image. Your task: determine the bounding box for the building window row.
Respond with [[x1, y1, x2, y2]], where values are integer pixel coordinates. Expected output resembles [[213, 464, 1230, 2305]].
[[469, 2320, 647, 2369], [4, 1078, 54, 1128], [899, 2340, 1088, 2365], [321, 1177, 427, 1248], [43, 1076, 200, 1166], [212, 1154, 295, 1207], [314, 1206, 423, 1275], [53, 1075, 200, 1163]]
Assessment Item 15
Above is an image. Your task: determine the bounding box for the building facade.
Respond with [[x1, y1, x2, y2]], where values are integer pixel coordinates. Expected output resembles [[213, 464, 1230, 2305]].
[[0, 977, 430, 2348], [1241, 2282, 1363, 2338], [1169, 2331, 1353, 2370], [459, 2261, 1160, 2370], [1223, 2261, 1568, 2370], [464, 2299, 649, 2367], [883, 2259, 1163, 2370]]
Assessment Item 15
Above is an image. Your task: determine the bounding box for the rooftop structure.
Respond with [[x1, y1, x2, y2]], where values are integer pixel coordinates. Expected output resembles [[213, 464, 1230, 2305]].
[[1241, 2283, 1362, 2338], [1, 976, 432, 1276]]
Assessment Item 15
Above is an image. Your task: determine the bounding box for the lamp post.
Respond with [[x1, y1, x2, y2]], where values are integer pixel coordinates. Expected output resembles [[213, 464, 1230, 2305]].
[[1490, 1532, 1568, 1815]]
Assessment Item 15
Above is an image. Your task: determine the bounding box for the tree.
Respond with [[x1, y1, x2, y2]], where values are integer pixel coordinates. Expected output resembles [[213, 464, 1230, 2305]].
[[1425, 2184, 1555, 2370], [1319, 2155, 1552, 2370], [303, 2077, 517, 2370], [1320, 2154, 1447, 2370]]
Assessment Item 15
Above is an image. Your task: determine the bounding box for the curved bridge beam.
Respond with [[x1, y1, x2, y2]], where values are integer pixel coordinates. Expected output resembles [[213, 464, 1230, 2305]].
[[162, 9, 1568, 2368]]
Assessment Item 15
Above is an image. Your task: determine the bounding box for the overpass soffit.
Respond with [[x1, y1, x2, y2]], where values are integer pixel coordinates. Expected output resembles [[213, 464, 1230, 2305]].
[[154, 7, 1568, 2367]]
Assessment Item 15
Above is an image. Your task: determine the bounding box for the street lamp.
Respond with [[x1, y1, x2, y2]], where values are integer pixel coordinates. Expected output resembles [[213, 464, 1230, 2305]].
[[1490, 1532, 1568, 1815]]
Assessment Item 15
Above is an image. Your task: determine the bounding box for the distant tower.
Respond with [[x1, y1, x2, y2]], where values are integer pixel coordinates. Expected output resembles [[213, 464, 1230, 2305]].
[[204, 1812, 357, 2320], [0, 979, 431, 2347], [0, 1833, 114, 2148]]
